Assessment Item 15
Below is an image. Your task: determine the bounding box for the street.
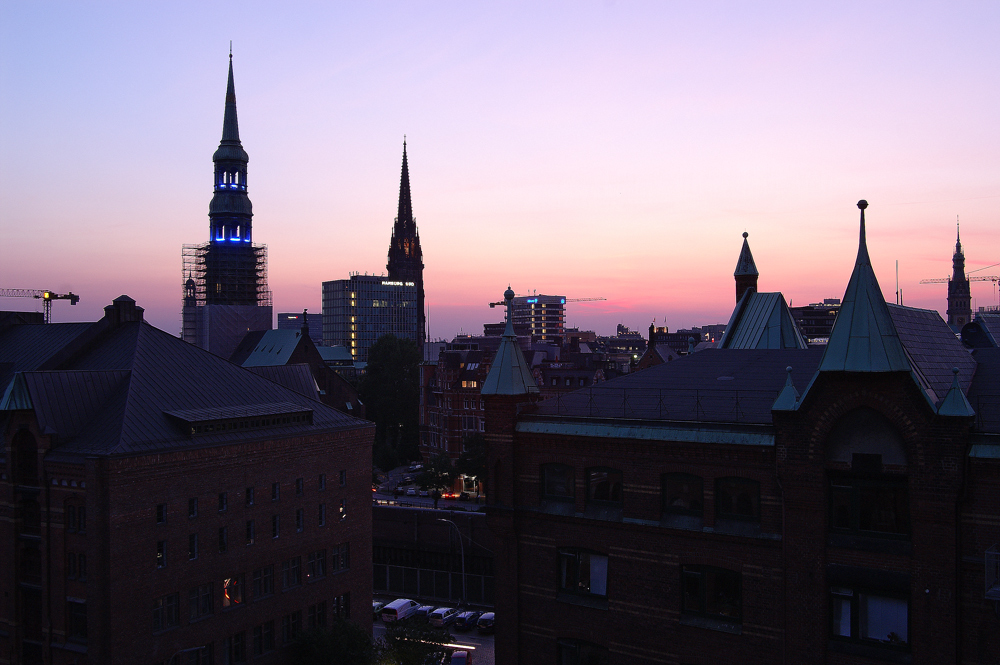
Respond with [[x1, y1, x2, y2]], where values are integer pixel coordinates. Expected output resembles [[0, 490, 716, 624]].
[[373, 619, 495, 665]]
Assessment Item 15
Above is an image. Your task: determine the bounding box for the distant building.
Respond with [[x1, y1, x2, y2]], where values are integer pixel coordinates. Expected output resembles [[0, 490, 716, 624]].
[[277, 312, 323, 346], [322, 142, 424, 362], [947, 223, 972, 328], [789, 299, 841, 343], [512, 294, 565, 342], [182, 55, 272, 359], [0, 296, 373, 664]]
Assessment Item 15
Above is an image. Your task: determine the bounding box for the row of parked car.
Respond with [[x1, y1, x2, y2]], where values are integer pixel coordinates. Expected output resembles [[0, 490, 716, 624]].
[[373, 598, 495, 634]]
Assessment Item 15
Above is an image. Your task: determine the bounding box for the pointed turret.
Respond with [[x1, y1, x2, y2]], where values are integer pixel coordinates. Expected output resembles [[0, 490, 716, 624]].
[[482, 287, 539, 396], [817, 201, 910, 373], [947, 219, 972, 327], [209, 52, 253, 245], [734, 232, 759, 302]]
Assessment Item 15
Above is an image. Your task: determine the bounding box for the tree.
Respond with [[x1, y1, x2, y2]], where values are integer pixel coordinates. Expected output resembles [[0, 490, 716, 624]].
[[417, 452, 456, 490], [379, 617, 452, 665], [288, 619, 376, 665], [454, 433, 486, 490], [358, 334, 421, 470]]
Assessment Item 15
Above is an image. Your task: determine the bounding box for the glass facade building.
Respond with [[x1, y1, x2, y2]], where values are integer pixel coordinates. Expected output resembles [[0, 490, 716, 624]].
[[322, 275, 420, 363]]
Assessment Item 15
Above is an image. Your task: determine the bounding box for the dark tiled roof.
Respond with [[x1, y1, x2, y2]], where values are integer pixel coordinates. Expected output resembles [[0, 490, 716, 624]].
[[968, 348, 1000, 433], [239, 329, 306, 367], [533, 347, 824, 424], [719, 291, 807, 350], [246, 365, 319, 399], [887, 304, 976, 402], [5, 320, 369, 459], [0, 322, 93, 388]]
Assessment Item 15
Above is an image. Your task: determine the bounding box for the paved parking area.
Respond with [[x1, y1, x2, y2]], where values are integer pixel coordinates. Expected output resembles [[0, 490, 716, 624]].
[[373, 620, 495, 665]]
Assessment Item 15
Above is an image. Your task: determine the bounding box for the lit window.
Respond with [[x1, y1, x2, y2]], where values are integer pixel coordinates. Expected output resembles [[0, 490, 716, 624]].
[[156, 540, 166, 568], [223, 575, 244, 608]]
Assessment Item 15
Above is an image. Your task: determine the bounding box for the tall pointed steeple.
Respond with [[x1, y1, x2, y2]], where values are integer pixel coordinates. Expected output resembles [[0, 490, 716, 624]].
[[386, 139, 425, 350], [209, 52, 253, 246], [817, 201, 910, 373], [734, 231, 759, 303], [947, 218, 972, 327]]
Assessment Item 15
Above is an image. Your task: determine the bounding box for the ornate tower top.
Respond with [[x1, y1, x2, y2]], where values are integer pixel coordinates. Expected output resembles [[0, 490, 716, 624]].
[[387, 139, 423, 277], [948, 217, 971, 327], [209, 53, 253, 243]]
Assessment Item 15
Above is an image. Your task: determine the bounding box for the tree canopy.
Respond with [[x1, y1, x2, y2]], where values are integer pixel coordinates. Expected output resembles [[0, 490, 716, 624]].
[[358, 334, 421, 470]]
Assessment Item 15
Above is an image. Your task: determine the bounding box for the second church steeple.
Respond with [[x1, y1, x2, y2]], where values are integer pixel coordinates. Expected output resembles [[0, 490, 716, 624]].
[[386, 139, 425, 350]]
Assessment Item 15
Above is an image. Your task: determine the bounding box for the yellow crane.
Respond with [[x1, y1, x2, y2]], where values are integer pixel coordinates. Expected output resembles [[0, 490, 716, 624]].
[[0, 289, 80, 323]]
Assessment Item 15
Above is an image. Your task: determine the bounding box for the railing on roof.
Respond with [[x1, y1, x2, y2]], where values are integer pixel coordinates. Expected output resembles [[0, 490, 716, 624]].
[[987, 545, 1000, 600], [537, 387, 782, 424], [973, 396, 1000, 432]]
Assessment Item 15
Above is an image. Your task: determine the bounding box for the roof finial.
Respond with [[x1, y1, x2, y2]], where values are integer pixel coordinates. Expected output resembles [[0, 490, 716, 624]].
[[230, 41, 232, 59], [856, 200, 870, 266]]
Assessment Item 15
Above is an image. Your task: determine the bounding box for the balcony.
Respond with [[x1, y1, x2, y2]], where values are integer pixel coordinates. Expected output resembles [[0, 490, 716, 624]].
[[986, 545, 1000, 600]]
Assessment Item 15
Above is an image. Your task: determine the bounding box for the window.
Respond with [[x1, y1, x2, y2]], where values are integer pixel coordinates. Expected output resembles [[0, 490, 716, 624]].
[[253, 621, 275, 656], [586, 467, 623, 504], [189, 583, 213, 620], [681, 566, 741, 622], [189, 533, 198, 559], [557, 639, 609, 665], [333, 592, 351, 618], [224, 631, 247, 664], [67, 601, 87, 642], [252, 565, 274, 598], [319, 503, 326, 527], [272, 514, 280, 538], [245, 520, 255, 545], [319, 473, 326, 490], [831, 586, 909, 648], [830, 475, 910, 537], [296, 509, 304, 532], [541, 464, 574, 501], [67, 504, 77, 532], [282, 610, 302, 644], [78, 506, 86, 532], [339, 470, 346, 487], [339, 542, 350, 570], [223, 575, 244, 608], [218, 492, 227, 512], [156, 503, 166, 524], [282, 556, 302, 588], [339, 499, 346, 520], [189, 498, 198, 518], [67, 552, 77, 579], [295, 478, 303, 496], [152, 593, 179, 631], [306, 549, 326, 581], [271, 482, 280, 502], [245, 487, 254, 506], [308, 601, 327, 629], [218, 527, 228, 553], [715, 477, 760, 522], [662, 473, 704, 518], [559, 549, 608, 597], [156, 540, 166, 568]]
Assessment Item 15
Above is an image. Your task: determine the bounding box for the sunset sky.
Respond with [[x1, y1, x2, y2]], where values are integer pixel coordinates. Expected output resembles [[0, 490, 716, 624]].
[[2, 2, 999, 339]]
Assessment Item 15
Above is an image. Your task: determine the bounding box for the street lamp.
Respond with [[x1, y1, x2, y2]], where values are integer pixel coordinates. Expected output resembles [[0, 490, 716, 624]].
[[437, 518, 466, 605]]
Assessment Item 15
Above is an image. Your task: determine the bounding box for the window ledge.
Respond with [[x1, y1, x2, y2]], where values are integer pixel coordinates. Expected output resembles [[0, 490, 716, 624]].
[[52, 641, 87, 654], [556, 592, 609, 610], [828, 639, 912, 663], [679, 613, 741, 635], [827, 533, 911, 555]]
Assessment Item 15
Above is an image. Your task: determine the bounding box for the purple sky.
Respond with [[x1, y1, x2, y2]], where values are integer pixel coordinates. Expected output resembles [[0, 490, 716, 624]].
[[2, 2, 999, 338]]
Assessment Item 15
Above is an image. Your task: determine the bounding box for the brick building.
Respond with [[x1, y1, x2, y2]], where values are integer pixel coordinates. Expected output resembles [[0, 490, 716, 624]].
[[482, 203, 1000, 664], [0, 296, 374, 664]]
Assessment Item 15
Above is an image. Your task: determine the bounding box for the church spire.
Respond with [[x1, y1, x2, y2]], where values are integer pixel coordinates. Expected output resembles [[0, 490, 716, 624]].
[[734, 231, 759, 302], [397, 138, 413, 227], [947, 217, 971, 326], [387, 139, 423, 276]]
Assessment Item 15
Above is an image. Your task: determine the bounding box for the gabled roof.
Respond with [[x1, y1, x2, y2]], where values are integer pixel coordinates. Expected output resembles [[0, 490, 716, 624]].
[[0, 322, 93, 389], [887, 304, 976, 402], [817, 202, 910, 373], [481, 288, 539, 396], [718, 291, 807, 350], [1, 304, 370, 459], [318, 345, 354, 363], [239, 329, 307, 367], [246, 364, 319, 399]]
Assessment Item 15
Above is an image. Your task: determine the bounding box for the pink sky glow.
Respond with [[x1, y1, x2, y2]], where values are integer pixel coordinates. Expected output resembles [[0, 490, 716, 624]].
[[2, 2, 999, 339]]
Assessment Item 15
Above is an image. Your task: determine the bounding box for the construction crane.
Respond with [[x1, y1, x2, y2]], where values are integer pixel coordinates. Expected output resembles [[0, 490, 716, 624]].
[[0, 289, 80, 323]]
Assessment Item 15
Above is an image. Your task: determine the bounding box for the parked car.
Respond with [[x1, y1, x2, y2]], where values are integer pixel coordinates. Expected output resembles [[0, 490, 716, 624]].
[[419, 489, 430, 497], [477, 612, 495, 634], [454, 610, 482, 631], [458, 492, 471, 501], [451, 651, 473, 665], [415, 605, 437, 621], [406, 487, 417, 496], [429, 606, 460, 627], [422, 651, 448, 665], [373, 599, 387, 620], [382, 598, 420, 623]]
